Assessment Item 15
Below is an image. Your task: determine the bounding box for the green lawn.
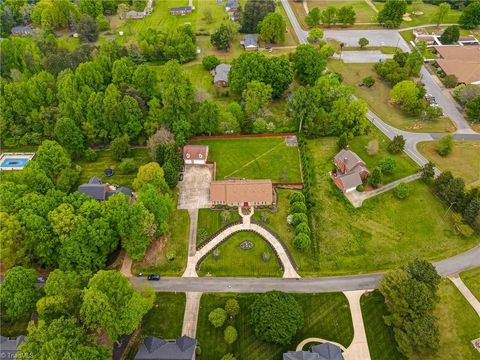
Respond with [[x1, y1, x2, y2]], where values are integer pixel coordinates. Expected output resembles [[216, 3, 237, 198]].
[[361, 291, 406, 360], [197, 292, 353, 360], [77, 148, 151, 188], [328, 60, 456, 133], [191, 136, 302, 183], [460, 267, 480, 301], [132, 207, 190, 276], [197, 209, 241, 245], [304, 136, 479, 275], [198, 232, 283, 277], [310, 0, 378, 23], [141, 292, 186, 339], [418, 141, 480, 189]]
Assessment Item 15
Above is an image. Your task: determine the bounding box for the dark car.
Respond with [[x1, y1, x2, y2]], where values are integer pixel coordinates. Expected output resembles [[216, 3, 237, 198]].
[[179, 173, 184, 181], [147, 274, 161, 281]]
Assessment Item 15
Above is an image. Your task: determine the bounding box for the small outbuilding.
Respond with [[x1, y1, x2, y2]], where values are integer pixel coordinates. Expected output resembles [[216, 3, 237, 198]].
[[126, 10, 146, 19], [170, 6, 193, 15], [11, 26, 34, 36], [241, 34, 259, 51], [183, 145, 209, 165], [213, 64, 231, 87]]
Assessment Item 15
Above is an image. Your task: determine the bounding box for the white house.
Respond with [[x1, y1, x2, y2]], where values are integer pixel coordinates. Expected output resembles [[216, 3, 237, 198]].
[[183, 145, 209, 165]]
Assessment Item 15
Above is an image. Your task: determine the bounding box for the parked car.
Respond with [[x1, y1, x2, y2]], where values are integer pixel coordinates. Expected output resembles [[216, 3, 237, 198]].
[[37, 276, 45, 283], [147, 274, 161, 281], [179, 173, 184, 181]]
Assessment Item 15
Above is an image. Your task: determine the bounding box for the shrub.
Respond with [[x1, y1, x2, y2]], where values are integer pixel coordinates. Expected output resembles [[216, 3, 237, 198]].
[[393, 183, 410, 199], [166, 251, 176, 261], [356, 184, 365, 192], [442, 74, 458, 88], [110, 135, 130, 161], [118, 158, 137, 174], [225, 298, 240, 317], [337, 133, 348, 149], [422, 105, 443, 121], [208, 308, 227, 328], [56, 167, 80, 193], [289, 192, 305, 205], [358, 37, 369, 48], [294, 233, 311, 250], [370, 167, 383, 188], [378, 158, 396, 175], [202, 55, 221, 71], [290, 202, 307, 214], [291, 213, 308, 226], [224, 326, 238, 344], [163, 161, 178, 188], [436, 135, 454, 156], [362, 76, 375, 88], [84, 148, 98, 162], [388, 135, 405, 154], [295, 222, 311, 235], [250, 291, 303, 345]]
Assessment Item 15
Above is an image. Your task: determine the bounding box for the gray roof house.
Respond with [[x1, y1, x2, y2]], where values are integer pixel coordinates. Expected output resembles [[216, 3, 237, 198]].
[[242, 34, 259, 51], [332, 149, 369, 193], [213, 64, 231, 87], [11, 26, 34, 36], [284, 343, 345, 360], [1, 336, 25, 358], [78, 176, 133, 201], [135, 336, 196, 360]]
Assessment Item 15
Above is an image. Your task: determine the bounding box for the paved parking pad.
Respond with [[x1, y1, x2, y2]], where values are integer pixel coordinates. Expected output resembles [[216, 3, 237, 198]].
[[177, 165, 213, 209]]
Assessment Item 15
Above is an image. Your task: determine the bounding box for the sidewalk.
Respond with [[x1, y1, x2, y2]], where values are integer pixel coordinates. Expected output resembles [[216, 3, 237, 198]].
[[182, 292, 202, 338], [448, 275, 480, 317], [343, 290, 372, 360]]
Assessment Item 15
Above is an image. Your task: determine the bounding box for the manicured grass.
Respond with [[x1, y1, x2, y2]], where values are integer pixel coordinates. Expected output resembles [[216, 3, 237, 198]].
[[417, 141, 480, 189], [77, 148, 151, 188], [133, 207, 190, 276], [198, 231, 283, 277], [197, 209, 240, 245], [141, 292, 186, 339], [305, 136, 479, 275], [327, 60, 456, 133], [460, 267, 480, 301], [310, 0, 378, 23], [191, 136, 302, 183], [197, 292, 353, 360], [343, 46, 400, 54], [361, 290, 406, 360]]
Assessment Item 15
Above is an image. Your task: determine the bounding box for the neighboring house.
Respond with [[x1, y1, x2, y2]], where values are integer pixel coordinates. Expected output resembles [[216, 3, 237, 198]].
[[434, 45, 480, 84], [225, 0, 240, 20], [126, 10, 146, 19], [1, 336, 25, 359], [284, 342, 345, 360], [210, 179, 274, 207], [212, 64, 231, 87], [170, 6, 193, 15], [332, 149, 369, 193], [11, 26, 34, 36], [135, 336, 196, 360], [241, 34, 259, 51], [183, 145, 209, 165], [78, 176, 133, 201]]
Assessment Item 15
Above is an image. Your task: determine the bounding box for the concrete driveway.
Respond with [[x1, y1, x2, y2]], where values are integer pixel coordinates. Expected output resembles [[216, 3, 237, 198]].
[[334, 51, 394, 63], [177, 164, 213, 209], [323, 29, 410, 51]]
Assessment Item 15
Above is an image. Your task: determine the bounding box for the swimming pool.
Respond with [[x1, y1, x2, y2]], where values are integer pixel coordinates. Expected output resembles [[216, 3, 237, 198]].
[[0, 153, 36, 170]]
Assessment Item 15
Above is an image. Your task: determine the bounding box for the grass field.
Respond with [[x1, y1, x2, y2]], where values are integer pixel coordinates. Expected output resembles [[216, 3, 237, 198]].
[[328, 60, 455, 133], [417, 141, 480, 189], [304, 136, 479, 275], [197, 232, 283, 277], [132, 207, 189, 276], [197, 209, 241, 245], [141, 292, 186, 339], [360, 291, 405, 360], [197, 292, 353, 360], [191, 136, 302, 183], [77, 148, 151, 188], [460, 267, 480, 301], [312, 0, 378, 23]]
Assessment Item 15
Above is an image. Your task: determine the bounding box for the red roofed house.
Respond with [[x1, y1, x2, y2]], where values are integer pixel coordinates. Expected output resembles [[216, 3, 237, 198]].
[[183, 145, 209, 165], [332, 149, 369, 193]]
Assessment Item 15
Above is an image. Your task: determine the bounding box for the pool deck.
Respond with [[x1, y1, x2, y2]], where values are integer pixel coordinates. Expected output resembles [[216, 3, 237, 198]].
[[0, 152, 36, 170]]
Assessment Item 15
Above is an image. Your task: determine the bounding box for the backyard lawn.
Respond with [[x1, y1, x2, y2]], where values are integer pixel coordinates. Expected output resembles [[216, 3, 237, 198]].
[[141, 292, 186, 339], [304, 136, 479, 275], [197, 292, 353, 360], [311, 0, 378, 23], [460, 267, 480, 301], [197, 209, 241, 245], [327, 60, 456, 133], [77, 148, 151, 188], [418, 141, 480, 189], [197, 232, 282, 277], [360, 291, 405, 360], [191, 136, 302, 183], [132, 207, 189, 276]]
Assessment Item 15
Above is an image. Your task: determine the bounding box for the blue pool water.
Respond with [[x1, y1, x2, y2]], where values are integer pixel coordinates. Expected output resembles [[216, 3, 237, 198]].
[[0, 157, 30, 168]]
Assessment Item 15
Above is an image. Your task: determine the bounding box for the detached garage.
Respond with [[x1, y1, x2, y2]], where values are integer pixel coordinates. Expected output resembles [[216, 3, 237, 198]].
[[183, 145, 209, 165]]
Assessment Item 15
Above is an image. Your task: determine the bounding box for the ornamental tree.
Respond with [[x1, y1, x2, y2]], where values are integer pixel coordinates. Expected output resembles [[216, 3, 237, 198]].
[[208, 308, 227, 328], [225, 298, 240, 316]]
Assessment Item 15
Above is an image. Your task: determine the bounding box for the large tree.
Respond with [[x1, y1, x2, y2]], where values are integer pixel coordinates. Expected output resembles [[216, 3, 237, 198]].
[[258, 12, 285, 44], [54, 117, 85, 159], [0, 212, 26, 270], [377, 0, 407, 28], [459, 0, 480, 29], [195, 100, 220, 135], [292, 44, 327, 86], [242, 81, 272, 118], [337, 5, 356, 26], [34, 140, 71, 180], [211, 23, 237, 51], [0, 266, 39, 320], [250, 291, 303, 345], [435, 2, 450, 27], [80, 270, 154, 342], [241, 0, 275, 33]]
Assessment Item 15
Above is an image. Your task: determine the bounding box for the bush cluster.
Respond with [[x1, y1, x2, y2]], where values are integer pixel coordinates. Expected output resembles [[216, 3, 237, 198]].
[[208, 297, 241, 358], [289, 191, 311, 251]]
